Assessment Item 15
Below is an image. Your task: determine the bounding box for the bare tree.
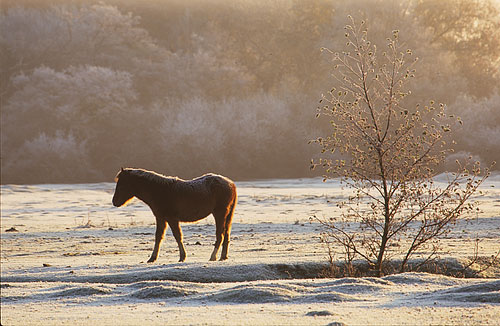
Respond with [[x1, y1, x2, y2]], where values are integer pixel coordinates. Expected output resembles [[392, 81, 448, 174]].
[[312, 17, 493, 277]]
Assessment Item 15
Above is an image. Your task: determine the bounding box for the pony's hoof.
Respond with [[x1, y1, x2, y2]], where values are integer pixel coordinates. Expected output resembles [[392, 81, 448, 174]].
[[209, 257, 217, 261], [219, 256, 228, 261], [147, 258, 156, 263]]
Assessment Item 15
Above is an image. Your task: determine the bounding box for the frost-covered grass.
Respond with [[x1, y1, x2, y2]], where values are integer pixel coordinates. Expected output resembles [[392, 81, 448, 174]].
[[1, 177, 499, 325]]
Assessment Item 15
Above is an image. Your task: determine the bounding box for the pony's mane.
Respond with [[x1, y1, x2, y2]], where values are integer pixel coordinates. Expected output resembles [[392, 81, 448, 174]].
[[117, 168, 180, 185]]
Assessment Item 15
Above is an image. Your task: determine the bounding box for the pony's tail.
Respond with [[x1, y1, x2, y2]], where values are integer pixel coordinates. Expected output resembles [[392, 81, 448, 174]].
[[225, 187, 237, 231]]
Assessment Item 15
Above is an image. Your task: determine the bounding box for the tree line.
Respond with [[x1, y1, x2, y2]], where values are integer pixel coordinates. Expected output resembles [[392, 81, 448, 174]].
[[1, 0, 499, 184]]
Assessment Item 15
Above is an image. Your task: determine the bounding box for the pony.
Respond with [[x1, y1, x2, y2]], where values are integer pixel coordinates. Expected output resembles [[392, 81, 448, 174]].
[[112, 168, 237, 263]]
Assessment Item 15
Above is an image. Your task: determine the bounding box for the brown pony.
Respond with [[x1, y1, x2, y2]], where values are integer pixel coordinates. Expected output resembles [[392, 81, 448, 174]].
[[112, 168, 237, 263]]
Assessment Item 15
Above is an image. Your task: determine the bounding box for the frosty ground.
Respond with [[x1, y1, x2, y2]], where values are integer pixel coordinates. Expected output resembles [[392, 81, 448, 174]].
[[1, 176, 499, 325]]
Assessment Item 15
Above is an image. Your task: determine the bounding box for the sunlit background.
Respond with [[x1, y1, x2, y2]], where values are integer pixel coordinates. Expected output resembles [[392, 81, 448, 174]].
[[1, 0, 499, 184]]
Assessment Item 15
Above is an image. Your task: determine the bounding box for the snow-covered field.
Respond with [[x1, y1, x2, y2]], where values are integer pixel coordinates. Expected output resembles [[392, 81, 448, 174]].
[[1, 176, 500, 325]]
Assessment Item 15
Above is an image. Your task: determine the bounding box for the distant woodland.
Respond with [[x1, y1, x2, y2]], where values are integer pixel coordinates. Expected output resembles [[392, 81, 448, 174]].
[[1, 0, 499, 184]]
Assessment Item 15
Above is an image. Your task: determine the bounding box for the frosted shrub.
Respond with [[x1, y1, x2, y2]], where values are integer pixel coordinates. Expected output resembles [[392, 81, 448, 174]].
[[0, 4, 159, 71], [156, 92, 299, 178], [448, 93, 500, 167], [1, 65, 138, 183], [4, 133, 91, 184]]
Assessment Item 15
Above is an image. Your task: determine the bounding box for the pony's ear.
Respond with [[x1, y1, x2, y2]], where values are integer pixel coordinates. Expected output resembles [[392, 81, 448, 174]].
[[121, 167, 124, 172], [115, 167, 125, 182]]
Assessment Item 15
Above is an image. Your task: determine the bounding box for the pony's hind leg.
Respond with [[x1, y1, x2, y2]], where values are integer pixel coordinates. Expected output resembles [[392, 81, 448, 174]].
[[210, 211, 225, 261], [168, 221, 187, 262], [220, 224, 232, 261], [148, 219, 167, 263], [220, 200, 236, 261]]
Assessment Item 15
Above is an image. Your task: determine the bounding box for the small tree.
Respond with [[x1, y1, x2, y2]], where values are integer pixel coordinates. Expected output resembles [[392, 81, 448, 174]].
[[312, 17, 493, 276]]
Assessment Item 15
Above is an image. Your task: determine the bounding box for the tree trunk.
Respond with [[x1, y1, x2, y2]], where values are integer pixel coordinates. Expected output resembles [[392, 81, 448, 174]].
[[376, 214, 390, 277], [375, 147, 391, 277]]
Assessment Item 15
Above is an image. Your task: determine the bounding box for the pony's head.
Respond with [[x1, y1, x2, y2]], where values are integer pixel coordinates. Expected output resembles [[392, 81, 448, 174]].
[[112, 168, 135, 207]]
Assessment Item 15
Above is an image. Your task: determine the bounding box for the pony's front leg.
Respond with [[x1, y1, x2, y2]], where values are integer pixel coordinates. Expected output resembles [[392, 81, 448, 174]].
[[168, 221, 186, 262], [147, 219, 167, 263]]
